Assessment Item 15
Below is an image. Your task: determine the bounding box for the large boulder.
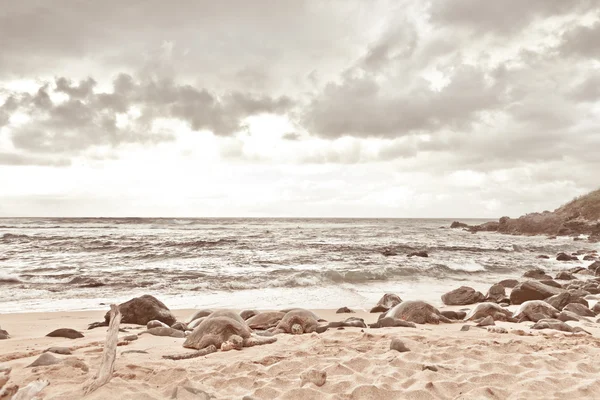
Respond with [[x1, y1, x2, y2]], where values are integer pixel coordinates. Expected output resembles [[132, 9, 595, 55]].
[[498, 279, 519, 288], [509, 280, 564, 305], [557, 252, 578, 261], [485, 284, 508, 303], [563, 303, 595, 317], [555, 271, 576, 280], [441, 286, 485, 306], [523, 268, 552, 280], [106, 295, 176, 326]]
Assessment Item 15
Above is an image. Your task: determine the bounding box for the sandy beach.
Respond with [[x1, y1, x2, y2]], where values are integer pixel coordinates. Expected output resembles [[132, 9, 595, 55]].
[[3, 304, 600, 400]]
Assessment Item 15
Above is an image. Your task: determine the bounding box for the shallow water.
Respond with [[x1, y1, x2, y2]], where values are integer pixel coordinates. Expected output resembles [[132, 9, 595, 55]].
[[0, 217, 597, 312]]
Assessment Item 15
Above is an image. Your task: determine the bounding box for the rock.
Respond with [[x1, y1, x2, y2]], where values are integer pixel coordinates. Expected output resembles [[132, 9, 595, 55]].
[[567, 266, 588, 274], [440, 310, 467, 320], [390, 338, 410, 352], [513, 300, 560, 322], [328, 317, 367, 329], [441, 286, 485, 306], [44, 347, 72, 355], [123, 335, 138, 341], [407, 251, 428, 258], [299, 369, 327, 387], [460, 325, 471, 331], [381, 248, 397, 257], [46, 328, 84, 339], [422, 365, 438, 372], [509, 280, 564, 305], [476, 316, 495, 326], [592, 303, 600, 314], [557, 252, 578, 261], [555, 271, 576, 280], [485, 284, 507, 303], [147, 320, 169, 329], [468, 221, 499, 233], [545, 292, 588, 310], [450, 221, 469, 229], [0, 327, 9, 340], [27, 353, 61, 368], [498, 279, 519, 288], [537, 255, 550, 259], [583, 255, 597, 261], [107, 295, 176, 326], [539, 279, 562, 288], [523, 268, 552, 280], [563, 303, 595, 317], [557, 311, 581, 322], [336, 307, 355, 314], [370, 293, 402, 313], [487, 326, 508, 334], [589, 261, 600, 275]]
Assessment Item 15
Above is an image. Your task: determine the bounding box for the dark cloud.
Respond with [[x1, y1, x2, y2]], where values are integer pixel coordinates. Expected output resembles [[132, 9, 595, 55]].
[[559, 21, 600, 59], [282, 132, 301, 141], [3, 74, 293, 157], [303, 64, 506, 138]]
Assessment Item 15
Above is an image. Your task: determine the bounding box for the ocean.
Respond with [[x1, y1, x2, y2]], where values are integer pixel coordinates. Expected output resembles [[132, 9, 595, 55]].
[[0, 218, 596, 313]]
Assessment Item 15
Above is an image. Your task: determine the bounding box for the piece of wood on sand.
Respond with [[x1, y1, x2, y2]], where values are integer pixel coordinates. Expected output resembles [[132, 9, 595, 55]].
[[1, 366, 49, 400], [83, 304, 122, 395]]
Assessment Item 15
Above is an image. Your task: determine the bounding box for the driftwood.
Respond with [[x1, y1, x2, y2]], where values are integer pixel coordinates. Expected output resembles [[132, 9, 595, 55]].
[[0, 367, 17, 400], [83, 304, 121, 395], [11, 380, 50, 400]]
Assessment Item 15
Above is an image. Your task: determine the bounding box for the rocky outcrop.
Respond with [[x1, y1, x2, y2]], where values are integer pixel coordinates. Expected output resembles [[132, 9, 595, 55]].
[[450, 221, 469, 229], [464, 189, 600, 237], [441, 286, 485, 305], [557, 252, 578, 261], [485, 284, 508, 303], [509, 280, 564, 305], [544, 292, 587, 310], [106, 295, 176, 326]]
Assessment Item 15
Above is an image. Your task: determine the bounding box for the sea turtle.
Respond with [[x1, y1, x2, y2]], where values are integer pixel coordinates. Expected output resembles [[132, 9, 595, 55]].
[[205, 310, 246, 325], [186, 309, 214, 324], [273, 309, 321, 334], [246, 311, 286, 330], [370, 293, 402, 313], [513, 300, 559, 322], [240, 310, 259, 320], [531, 319, 589, 334], [384, 300, 451, 324], [182, 316, 276, 351], [464, 302, 514, 322]]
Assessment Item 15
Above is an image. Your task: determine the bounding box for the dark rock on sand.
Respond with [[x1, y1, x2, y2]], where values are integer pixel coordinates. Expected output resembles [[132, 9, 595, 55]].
[[557, 252, 578, 261], [46, 328, 84, 339], [555, 271, 576, 280], [0, 327, 8, 340], [592, 303, 600, 314], [563, 303, 595, 317], [27, 353, 61, 368], [498, 279, 519, 288], [509, 280, 564, 305], [460, 325, 471, 331], [450, 221, 469, 229], [441, 286, 485, 306], [336, 307, 355, 314], [390, 338, 410, 352], [384, 301, 451, 324], [545, 292, 588, 310], [540, 279, 562, 288], [537, 255, 550, 259], [407, 251, 428, 258], [523, 268, 552, 280], [370, 293, 402, 313], [123, 335, 138, 341], [567, 266, 588, 274], [440, 310, 467, 320], [485, 284, 508, 303], [107, 295, 176, 326]]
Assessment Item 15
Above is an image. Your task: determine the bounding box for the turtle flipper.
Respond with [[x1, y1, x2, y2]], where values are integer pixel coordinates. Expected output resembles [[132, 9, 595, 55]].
[[243, 335, 277, 347]]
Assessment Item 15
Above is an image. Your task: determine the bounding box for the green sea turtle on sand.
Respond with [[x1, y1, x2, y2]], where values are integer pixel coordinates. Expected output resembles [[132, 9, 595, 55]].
[[384, 301, 452, 324]]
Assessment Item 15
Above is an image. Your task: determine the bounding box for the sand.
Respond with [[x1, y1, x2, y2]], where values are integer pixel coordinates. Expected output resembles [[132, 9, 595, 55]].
[[2, 308, 600, 399]]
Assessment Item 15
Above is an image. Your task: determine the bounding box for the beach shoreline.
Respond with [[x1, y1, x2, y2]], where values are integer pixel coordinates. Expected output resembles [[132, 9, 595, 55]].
[[3, 301, 600, 399]]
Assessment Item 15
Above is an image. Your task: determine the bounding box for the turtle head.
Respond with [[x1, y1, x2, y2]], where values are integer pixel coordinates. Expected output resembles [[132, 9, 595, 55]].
[[221, 334, 244, 351], [291, 323, 303, 335]]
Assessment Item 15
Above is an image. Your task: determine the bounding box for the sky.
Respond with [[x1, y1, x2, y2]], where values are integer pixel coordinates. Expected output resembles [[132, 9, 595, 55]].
[[0, 0, 599, 218]]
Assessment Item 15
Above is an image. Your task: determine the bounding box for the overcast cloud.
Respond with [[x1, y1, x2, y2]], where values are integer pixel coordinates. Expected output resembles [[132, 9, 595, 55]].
[[0, 0, 599, 217]]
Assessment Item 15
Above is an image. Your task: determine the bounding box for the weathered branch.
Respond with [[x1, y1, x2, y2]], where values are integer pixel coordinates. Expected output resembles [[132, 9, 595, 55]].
[[83, 304, 121, 395]]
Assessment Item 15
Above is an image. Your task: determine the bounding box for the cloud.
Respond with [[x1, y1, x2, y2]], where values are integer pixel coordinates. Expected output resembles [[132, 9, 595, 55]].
[[0, 152, 71, 167], [2, 74, 293, 158]]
